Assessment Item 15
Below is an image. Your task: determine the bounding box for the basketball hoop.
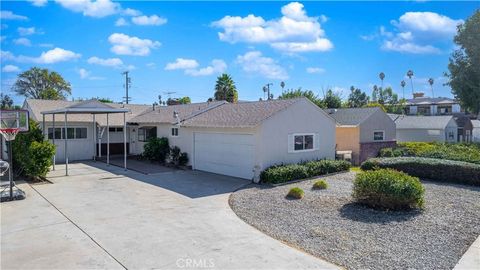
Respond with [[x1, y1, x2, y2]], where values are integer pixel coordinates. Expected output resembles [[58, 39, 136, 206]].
[[0, 128, 20, 141]]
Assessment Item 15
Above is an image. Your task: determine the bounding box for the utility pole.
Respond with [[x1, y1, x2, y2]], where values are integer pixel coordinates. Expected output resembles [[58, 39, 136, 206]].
[[263, 83, 273, 100], [122, 71, 132, 104]]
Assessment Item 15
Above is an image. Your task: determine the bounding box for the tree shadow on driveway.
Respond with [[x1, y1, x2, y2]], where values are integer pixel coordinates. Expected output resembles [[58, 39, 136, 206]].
[[339, 202, 422, 224]]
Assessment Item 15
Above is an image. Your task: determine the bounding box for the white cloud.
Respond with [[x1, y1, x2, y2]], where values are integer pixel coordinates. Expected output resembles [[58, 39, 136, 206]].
[[1, 50, 15, 61], [28, 0, 48, 7], [236, 51, 288, 80], [55, 0, 120, 18], [165, 58, 199, 70], [132, 15, 167, 26], [18, 27, 37, 36], [108, 33, 161, 56], [2, 65, 20, 72], [0, 11, 28, 20], [3, 48, 81, 64], [13, 38, 32, 46], [185, 59, 227, 76], [122, 8, 141, 17], [87, 56, 123, 67], [393, 12, 463, 37], [212, 2, 333, 53], [115, 18, 129, 26], [146, 62, 156, 68], [78, 68, 90, 79], [306, 67, 325, 74], [382, 40, 441, 54]]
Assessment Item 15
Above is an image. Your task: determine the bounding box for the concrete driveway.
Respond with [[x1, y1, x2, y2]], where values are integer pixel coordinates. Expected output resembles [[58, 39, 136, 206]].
[[1, 162, 339, 270]]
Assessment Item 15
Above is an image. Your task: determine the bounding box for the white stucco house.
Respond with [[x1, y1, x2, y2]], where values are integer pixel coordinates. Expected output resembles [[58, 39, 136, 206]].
[[472, 120, 480, 142], [128, 97, 336, 179], [390, 114, 458, 143]]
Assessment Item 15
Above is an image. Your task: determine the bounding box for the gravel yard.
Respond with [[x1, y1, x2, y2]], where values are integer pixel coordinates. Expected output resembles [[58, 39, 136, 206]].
[[230, 172, 480, 270]]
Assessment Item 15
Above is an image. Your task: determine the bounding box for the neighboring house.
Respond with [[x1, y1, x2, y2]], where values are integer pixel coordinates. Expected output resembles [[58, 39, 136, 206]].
[[391, 115, 458, 143], [24, 99, 151, 162], [472, 120, 480, 142], [128, 97, 336, 180], [327, 107, 396, 165], [453, 113, 473, 142], [405, 93, 461, 116]]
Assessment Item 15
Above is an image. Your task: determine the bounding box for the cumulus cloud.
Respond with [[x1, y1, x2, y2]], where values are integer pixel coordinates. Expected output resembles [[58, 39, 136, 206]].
[[236, 51, 288, 80], [165, 58, 226, 76], [2, 48, 81, 64], [122, 8, 141, 17], [55, 0, 120, 18], [18, 27, 38, 36], [28, 0, 48, 7], [87, 56, 123, 67], [212, 2, 333, 53], [115, 18, 129, 26], [132, 15, 167, 26], [165, 58, 199, 70], [108, 33, 161, 56], [2, 65, 20, 72], [78, 68, 90, 79], [13, 38, 32, 46], [306, 67, 325, 74], [0, 11, 28, 20]]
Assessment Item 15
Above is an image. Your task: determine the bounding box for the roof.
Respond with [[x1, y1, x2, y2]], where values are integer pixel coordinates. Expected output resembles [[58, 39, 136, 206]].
[[394, 115, 455, 129], [472, 120, 480, 128], [326, 107, 381, 126], [406, 97, 458, 105], [180, 98, 302, 128], [388, 113, 402, 122], [24, 99, 151, 126], [41, 100, 129, 114]]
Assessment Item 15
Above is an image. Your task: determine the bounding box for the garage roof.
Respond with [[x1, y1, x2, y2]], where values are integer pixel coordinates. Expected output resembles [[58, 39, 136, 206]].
[[326, 107, 381, 126], [394, 115, 455, 129]]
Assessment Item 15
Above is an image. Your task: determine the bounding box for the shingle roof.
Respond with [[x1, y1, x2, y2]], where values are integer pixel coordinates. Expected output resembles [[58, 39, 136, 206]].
[[24, 99, 151, 126], [394, 115, 455, 129], [180, 98, 303, 128], [326, 107, 380, 126], [406, 97, 458, 105]]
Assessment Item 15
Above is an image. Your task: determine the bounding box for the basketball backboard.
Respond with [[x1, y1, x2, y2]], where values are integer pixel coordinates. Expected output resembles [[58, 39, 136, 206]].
[[0, 109, 29, 133]]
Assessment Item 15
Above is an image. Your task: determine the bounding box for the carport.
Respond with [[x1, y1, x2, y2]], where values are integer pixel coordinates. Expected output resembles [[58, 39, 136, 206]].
[[41, 100, 130, 176]]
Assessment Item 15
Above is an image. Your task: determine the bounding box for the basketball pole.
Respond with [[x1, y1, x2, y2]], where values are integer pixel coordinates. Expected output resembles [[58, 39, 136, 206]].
[[8, 140, 13, 200]]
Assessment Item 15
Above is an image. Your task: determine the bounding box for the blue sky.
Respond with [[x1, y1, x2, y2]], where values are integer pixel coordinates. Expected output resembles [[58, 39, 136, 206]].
[[1, 1, 478, 105]]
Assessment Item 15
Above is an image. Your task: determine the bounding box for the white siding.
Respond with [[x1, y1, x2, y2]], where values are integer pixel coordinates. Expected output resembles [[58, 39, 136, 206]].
[[359, 109, 396, 143]]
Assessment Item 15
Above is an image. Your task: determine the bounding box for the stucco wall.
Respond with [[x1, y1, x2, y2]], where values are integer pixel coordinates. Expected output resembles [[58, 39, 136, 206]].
[[335, 126, 360, 164], [359, 109, 396, 142]]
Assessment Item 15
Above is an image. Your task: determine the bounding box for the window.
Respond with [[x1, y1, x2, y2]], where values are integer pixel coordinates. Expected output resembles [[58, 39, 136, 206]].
[[373, 130, 384, 141], [138, 126, 157, 142], [108, 127, 123, 132], [293, 134, 314, 151], [171, 127, 178, 137], [76, 128, 87, 139], [47, 127, 88, 140], [48, 128, 62, 139]]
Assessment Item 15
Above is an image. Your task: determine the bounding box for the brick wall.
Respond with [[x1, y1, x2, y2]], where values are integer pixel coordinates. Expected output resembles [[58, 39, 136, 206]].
[[359, 141, 396, 164]]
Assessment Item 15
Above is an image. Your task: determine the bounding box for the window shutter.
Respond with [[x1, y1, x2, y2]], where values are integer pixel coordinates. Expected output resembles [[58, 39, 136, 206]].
[[314, 133, 320, 150], [288, 134, 294, 153]]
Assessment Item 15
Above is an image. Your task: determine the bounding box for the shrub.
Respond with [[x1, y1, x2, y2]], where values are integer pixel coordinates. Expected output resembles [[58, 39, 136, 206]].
[[143, 137, 169, 162], [353, 169, 425, 210], [286, 187, 304, 199], [361, 157, 480, 186], [178, 152, 189, 166], [312, 179, 328, 190], [379, 147, 404, 157], [169, 146, 189, 166], [260, 159, 350, 184]]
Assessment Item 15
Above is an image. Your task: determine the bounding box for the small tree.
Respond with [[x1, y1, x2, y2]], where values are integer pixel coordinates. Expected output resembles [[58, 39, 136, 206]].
[[323, 89, 342, 108], [13, 67, 72, 100], [177, 96, 191, 104], [278, 88, 325, 108], [214, 73, 238, 103], [347, 86, 369, 108], [0, 93, 14, 109]]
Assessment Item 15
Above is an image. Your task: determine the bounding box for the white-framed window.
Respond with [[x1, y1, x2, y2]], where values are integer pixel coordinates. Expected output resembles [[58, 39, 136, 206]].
[[138, 126, 157, 142], [290, 133, 316, 152], [47, 127, 87, 140], [171, 127, 179, 137], [108, 127, 123, 132], [373, 130, 385, 141]]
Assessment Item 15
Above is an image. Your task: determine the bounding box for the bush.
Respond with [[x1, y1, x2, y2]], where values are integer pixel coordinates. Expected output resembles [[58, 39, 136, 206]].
[[260, 159, 350, 184], [379, 147, 404, 157], [143, 137, 169, 162], [353, 169, 425, 210], [361, 157, 480, 186], [286, 187, 304, 199], [12, 120, 55, 179], [312, 179, 328, 190], [169, 146, 189, 166], [178, 152, 189, 166]]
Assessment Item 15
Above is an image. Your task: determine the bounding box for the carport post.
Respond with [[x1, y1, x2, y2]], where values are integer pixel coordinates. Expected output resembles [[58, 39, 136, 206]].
[[64, 112, 68, 176], [52, 114, 55, 171], [106, 113, 110, 165], [123, 112, 127, 170], [42, 114, 45, 139], [92, 114, 96, 161]]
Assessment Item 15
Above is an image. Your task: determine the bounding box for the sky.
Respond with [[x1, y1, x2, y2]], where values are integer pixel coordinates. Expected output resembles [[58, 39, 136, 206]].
[[1, 1, 479, 105]]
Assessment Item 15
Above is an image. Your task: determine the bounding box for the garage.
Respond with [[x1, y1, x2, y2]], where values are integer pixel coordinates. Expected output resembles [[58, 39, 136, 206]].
[[194, 132, 255, 179]]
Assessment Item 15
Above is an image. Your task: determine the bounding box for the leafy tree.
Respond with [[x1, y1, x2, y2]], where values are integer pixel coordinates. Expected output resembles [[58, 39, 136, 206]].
[[323, 89, 342, 108], [12, 67, 72, 100], [364, 102, 387, 112], [0, 93, 14, 109], [278, 88, 325, 108], [97, 97, 113, 103], [446, 10, 480, 114], [177, 96, 191, 104], [214, 73, 238, 103], [371, 85, 398, 105], [347, 86, 369, 108]]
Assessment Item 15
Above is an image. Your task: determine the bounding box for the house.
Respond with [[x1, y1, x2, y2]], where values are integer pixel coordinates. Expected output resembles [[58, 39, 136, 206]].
[[327, 107, 396, 165], [24, 99, 152, 162], [391, 114, 458, 143], [472, 120, 480, 142], [453, 113, 473, 142], [128, 97, 336, 180], [405, 93, 461, 115]]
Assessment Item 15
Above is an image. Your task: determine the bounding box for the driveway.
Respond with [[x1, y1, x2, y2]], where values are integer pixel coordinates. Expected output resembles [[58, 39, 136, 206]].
[[1, 162, 338, 270]]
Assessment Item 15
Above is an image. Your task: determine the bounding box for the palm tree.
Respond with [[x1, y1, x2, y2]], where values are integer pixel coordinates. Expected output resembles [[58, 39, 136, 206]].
[[280, 81, 285, 92], [428, 78, 434, 98], [400, 80, 406, 99], [379, 72, 385, 89], [406, 70, 414, 97], [214, 73, 238, 103]]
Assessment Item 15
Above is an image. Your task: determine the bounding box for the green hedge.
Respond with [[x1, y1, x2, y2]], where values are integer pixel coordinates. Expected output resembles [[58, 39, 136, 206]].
[[361, 157, 480, 186], [143, 137, 169, 162], [353, 169, 425, 210], [260, 159, 351, 184]]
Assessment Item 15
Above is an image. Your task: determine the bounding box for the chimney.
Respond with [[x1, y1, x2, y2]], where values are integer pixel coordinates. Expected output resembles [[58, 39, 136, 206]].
[[413, 92, 424, 99]]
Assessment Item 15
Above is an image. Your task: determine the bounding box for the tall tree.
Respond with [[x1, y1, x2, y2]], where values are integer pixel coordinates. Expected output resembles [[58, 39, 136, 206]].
[[446, 10, 480, 114], [12, 67, 71, 100], [371, 85, 398, 105], [347, 86, 369, 108], [323, 89, 342, 108], [0, 93, 14, 109], [214, 73, 238, 103], [278, 88, 325, 108]]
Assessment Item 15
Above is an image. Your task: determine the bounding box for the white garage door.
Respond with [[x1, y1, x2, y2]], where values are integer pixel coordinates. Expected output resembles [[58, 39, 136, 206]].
[[194, 132, 255, 179]]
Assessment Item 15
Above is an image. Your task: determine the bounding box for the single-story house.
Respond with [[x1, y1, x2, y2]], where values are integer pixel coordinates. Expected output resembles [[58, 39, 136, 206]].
[[472, 120, 480, 142], [128, 97, 336, 180], [453, 113, 473, 142], [24, 99, 151, 162], [390, 114, 458, 143], [327, 107, 396, 165]]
